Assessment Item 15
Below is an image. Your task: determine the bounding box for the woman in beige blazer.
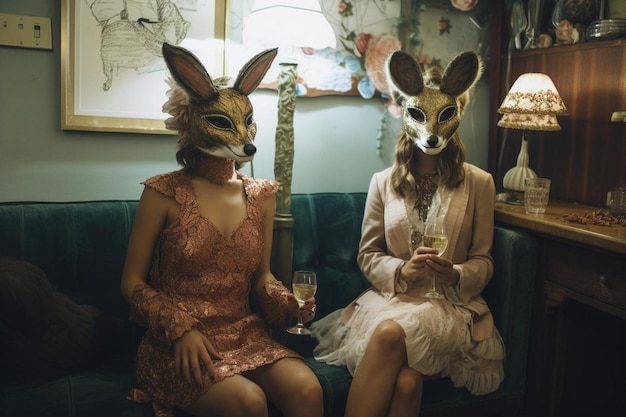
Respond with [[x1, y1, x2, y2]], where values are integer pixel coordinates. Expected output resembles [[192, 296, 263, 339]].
[[312, 50, 504, 417]]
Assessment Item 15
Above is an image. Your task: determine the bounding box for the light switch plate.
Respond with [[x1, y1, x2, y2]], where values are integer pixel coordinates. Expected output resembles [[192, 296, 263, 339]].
[[0, 13, 52, 50]]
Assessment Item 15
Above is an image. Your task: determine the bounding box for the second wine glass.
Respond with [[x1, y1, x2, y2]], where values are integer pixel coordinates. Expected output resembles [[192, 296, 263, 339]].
[[423, 220, 449, 299], [287, 270, 317, 335]]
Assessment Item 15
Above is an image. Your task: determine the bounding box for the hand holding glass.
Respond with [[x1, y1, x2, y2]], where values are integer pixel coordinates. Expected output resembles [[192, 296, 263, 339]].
[[287, 270, 317, 335], [423, 220, 448, 299]]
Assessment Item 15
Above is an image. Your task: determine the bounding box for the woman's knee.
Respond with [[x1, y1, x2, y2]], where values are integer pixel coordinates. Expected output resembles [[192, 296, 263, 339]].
[[299, 375, 324, 407], [395, 367, 423, 399], [229, 383, 268, 416], [283, 367, 324, 408], [191, 380, 268, 417], [371, 320, 406, 352]]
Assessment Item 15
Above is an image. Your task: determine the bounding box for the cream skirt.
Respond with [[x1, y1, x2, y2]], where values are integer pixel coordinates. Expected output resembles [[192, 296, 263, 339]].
[[311, 289, 505, 395]]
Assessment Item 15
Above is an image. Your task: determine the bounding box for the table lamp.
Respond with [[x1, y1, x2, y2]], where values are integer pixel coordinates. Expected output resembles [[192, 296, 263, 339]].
[[497, 73, 568, 204], [243, 0, 336, 216]]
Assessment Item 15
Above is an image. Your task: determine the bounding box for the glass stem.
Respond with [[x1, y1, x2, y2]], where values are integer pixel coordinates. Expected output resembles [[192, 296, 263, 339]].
[[297, 303, 304, 327]]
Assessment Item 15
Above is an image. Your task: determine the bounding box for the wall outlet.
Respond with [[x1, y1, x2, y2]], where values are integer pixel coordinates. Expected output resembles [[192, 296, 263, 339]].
[[0, 13, 52, 50]]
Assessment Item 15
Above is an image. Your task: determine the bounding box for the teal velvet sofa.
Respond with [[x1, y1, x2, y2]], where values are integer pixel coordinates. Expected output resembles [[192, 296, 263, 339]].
[[0, 194, 537, 417]]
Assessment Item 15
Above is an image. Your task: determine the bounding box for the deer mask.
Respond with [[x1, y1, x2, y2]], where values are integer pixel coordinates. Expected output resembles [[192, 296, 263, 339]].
[[386, 50, 482, 156], [162, 43, 277, 163]]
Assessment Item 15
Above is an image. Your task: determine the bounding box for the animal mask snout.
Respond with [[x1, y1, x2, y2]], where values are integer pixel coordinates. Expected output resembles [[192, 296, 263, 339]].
[[244, 144, 257, 156], [427, 136, 439, 147]]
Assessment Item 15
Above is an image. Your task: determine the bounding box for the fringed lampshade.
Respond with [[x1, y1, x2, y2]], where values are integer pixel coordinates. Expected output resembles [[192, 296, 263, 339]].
[[497, 73, 568, 204]]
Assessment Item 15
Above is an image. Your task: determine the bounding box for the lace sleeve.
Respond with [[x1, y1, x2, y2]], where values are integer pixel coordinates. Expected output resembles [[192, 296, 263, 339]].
[[129, 285, 199, 346], [257, 279, 290, 328]]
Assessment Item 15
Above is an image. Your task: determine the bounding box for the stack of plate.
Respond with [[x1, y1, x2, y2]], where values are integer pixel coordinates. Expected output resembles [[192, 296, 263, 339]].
[[586, 19, 626, 40]]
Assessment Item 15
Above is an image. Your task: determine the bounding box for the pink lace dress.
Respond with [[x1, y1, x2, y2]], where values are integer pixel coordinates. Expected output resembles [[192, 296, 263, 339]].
[[127, 170, 300, 417]]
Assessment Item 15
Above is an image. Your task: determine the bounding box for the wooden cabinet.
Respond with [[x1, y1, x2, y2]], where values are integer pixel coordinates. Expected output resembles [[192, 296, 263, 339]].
[[488, 2, 626, 207], [544, 239, 626, 315], [495, 201, 626, 417], [488, 4, 626, 415]]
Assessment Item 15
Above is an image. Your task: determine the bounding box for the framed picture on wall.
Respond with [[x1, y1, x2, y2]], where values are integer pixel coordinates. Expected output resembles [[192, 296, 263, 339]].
[[227, 0, 402, 98], [61, 0, 226, 134]]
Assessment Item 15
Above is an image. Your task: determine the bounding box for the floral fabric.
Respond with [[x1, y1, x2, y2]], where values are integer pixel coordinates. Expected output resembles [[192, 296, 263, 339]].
[[128, 170, 301, 416]]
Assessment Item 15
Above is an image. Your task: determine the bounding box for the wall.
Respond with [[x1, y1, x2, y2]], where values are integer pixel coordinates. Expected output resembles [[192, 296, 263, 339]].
[[0, 0, 490, 202]]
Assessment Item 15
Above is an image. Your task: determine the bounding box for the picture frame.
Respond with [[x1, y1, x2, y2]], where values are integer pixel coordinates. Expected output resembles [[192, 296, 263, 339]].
[[61, 0, 226, 134], [226, 0, 402, 98], [226, 0, 489, 99]]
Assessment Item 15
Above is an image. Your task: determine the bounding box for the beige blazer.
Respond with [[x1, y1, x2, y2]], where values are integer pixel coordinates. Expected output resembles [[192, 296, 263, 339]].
[[348, 163, 496, 341]]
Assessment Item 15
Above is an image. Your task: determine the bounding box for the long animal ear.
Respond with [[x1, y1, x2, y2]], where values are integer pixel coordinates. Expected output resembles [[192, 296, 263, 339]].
[[386, 50, 425, 97], [233, 48, 278, 96], [440, 50, 483, 98], [162, 42, 219, 101]]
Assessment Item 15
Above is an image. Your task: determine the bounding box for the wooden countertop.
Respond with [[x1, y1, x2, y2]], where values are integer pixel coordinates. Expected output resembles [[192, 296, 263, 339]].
[[495, 199, 626, 256]]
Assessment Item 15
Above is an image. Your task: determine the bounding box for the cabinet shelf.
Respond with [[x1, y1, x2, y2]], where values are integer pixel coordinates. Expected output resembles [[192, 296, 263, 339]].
[[489, 4, 626, 417], [501, 37, 626, 59], [489, 4, 626, 207]]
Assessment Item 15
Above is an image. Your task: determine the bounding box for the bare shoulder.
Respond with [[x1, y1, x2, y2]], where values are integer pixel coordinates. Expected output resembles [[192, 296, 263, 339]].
[[139, 185, 174, 208], [137, 186, 180, 228]]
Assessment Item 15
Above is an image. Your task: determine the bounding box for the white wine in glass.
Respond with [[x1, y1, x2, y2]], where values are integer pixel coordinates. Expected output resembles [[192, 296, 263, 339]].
[[287, 270, 317, 335], [423, 220, 448, 299]]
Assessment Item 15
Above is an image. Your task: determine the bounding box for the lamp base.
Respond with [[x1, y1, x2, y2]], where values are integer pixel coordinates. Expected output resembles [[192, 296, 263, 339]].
[[502, 135, 537, 205]]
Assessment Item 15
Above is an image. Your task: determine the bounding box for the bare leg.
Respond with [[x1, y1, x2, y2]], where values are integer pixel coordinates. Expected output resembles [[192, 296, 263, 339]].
[[184, 374, 269, 417], [388, 367, 423, 417], [345, 320, 409, 417], [246, 357, 324, 417]]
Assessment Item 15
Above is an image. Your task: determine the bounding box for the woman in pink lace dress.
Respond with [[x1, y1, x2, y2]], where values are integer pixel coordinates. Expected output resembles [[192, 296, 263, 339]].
[[120, 43, 322, 417]]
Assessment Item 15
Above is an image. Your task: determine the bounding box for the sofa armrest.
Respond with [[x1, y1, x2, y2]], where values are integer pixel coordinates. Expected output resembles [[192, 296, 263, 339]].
[[483, 226, 537, 395]]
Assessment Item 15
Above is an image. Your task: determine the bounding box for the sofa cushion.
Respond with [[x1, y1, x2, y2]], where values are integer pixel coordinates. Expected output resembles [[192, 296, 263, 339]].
[[291, 193, 371, 320], [305, 357, 352, 417], [0, 370, 149, 417], [482, 226, 537, 395], [0, 257, 127, 385], [0, 201, 138, 320]]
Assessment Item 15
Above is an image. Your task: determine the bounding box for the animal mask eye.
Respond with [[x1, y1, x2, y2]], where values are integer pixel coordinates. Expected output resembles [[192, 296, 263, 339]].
[[199, 114, 234, 131], [407, 107, 426, 123], [245, 113, 255, 127], [438, 106, 457, 123]]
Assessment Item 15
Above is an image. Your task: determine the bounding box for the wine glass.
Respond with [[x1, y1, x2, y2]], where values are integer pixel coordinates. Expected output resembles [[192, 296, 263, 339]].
[[423, 220, 448, 299], [287, 270, 317, 335]]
